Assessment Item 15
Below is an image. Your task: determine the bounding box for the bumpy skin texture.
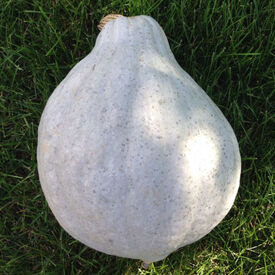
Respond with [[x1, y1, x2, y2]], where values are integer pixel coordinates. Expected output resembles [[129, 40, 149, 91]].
[[37, 15, 241, 263]]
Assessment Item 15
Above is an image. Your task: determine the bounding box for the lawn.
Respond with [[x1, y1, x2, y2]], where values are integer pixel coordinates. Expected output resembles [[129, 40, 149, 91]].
[[0, 0, 274, 274]]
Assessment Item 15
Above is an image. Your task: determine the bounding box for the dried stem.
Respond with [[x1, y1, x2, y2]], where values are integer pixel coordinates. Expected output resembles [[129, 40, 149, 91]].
[[98, 14, 123, 31]]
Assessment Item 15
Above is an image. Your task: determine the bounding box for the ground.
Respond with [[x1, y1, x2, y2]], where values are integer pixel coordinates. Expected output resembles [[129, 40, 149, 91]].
[[0, 0, 274, 274]]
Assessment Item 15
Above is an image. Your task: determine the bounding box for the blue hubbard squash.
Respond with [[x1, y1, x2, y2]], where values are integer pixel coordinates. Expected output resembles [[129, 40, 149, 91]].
[[37, 14, 241, 266]]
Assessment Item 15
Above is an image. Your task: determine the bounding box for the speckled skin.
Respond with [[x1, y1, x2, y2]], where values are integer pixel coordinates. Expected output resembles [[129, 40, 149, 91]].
[[37, 15, 241, 263]]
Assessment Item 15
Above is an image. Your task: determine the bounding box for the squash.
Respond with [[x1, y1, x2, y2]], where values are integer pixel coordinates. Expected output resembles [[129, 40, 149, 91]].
[[37, 14, 241, 265]]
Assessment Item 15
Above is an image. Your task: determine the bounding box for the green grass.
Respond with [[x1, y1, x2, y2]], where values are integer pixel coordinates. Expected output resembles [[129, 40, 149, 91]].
[[0, 0, 274, 274]]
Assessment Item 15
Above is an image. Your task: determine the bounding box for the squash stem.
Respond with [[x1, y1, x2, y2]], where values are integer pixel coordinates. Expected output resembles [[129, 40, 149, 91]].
[[98, 14, 123, 31]]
